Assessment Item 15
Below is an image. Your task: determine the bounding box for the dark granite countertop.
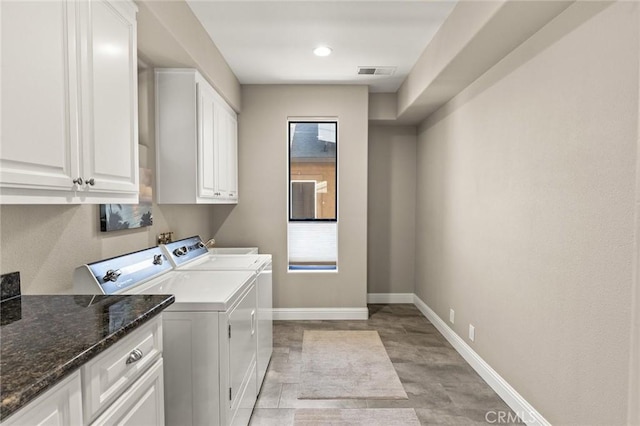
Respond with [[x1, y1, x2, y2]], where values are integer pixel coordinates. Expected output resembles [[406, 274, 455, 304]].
[[0, 294, 175, 421]]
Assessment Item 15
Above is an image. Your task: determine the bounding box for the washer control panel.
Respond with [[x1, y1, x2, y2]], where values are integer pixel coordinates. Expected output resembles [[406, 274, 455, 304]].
[[162, 236, 208, 267]]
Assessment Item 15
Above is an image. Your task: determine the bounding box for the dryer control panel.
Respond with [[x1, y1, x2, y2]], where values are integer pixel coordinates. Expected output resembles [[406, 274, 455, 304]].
[[73, 246, 172, 295]]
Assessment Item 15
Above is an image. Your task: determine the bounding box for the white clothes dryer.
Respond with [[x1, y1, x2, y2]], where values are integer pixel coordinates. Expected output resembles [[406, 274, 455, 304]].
[[161, 236, 273, 395]]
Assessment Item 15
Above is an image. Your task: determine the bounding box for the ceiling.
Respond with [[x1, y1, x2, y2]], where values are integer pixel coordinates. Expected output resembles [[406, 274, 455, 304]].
[[186, 1, 457, 93]]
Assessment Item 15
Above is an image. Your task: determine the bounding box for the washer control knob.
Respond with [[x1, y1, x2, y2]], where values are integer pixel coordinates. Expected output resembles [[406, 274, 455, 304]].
[[103, 269, 122, 282], [173, 247, 187, 257]]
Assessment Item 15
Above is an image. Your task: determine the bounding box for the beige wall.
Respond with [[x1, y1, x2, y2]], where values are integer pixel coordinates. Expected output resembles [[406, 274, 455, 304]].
[[0, 68, 214, 294], [136, 0, 241, 112], [396, 1, 572, 124], [368, 93, 397, 122], [367, 126, 416, 295], [212, 85, 368, 309], [415, 2, 639, 424], [630, 4, 640, 420]]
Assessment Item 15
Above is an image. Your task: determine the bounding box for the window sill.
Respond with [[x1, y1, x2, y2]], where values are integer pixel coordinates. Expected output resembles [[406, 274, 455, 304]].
[[288, 265, 338, 273]]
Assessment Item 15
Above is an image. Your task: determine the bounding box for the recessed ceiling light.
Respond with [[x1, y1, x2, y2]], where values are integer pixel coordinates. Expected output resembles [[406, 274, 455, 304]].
[[313, 46, 332, 57]]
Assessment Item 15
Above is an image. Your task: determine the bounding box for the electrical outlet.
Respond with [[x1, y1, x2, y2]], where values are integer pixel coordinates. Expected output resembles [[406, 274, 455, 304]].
[[449, 309, 455, 324], [469, 324, 475, 342]]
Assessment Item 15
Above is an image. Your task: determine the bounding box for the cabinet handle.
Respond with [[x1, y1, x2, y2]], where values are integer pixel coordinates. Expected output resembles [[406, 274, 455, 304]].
[[86, 178, 95, 186], [251, 310, 256, 336], [72, 177, 83, 185], [126, 349, 144, 365]]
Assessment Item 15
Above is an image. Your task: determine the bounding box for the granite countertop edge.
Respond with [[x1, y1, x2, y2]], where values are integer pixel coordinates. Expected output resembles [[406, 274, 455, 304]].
[[0, 294, 175, 420]]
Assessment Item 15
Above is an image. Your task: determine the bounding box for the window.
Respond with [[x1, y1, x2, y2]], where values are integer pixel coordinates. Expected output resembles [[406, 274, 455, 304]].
[[288, 121, 338, 271], [289, 122, 337, 220]]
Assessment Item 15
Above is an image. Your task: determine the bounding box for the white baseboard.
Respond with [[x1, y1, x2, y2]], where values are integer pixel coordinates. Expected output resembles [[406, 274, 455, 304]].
[[367, 293, 414, 304], [412, 294, 549, 426], [272, 307, 369, 321]]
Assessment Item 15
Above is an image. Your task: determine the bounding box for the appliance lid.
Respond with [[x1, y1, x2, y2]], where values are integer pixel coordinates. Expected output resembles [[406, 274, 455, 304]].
[[131, 270, 256, 311], [180, 254, 271, 271]]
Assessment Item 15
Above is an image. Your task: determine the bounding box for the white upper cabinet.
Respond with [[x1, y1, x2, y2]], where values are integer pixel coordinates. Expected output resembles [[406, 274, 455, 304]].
[[0, 0, 139, 204], [155, 69, 238, 204], [79, 0, 139, 198]]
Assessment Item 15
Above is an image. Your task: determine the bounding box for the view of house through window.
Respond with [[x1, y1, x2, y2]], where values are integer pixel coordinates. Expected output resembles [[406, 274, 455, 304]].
[[288, 121, 338, 271], [289, 122, 337, 220]]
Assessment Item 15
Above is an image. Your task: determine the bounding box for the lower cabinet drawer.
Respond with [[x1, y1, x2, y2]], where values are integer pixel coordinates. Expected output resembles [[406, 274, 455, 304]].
[[82, 318, 162, 424], [91, 358, 164, 426]]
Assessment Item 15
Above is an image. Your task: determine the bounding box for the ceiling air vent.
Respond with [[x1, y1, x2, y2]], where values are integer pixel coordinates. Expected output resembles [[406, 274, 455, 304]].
[[357, 66, 396, 76]]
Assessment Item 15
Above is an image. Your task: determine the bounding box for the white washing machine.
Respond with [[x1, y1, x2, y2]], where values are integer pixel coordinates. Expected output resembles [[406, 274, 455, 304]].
[[73, 246, 258, 426], [161, 236, 273, 395]]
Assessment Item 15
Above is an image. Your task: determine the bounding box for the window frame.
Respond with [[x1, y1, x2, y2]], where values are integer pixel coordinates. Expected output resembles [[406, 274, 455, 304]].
[[287, 120, 338, 222]]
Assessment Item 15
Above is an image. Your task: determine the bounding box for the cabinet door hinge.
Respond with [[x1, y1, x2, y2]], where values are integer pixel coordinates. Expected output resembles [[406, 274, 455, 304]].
[[229, 387, 232, 401], [228, 324, 231, 339]]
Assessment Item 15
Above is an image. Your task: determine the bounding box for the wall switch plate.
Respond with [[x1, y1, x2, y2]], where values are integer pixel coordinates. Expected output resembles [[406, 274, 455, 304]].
[[449, 309, 455, 324], [469, 324, 475, 342]]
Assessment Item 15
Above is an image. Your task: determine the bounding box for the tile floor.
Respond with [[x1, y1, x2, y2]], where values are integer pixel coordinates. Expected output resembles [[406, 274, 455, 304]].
[[249, 304, 523, 426]]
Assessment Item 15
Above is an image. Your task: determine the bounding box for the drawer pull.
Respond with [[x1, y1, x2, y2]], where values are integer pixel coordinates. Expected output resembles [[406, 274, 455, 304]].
[[126, 349, 144, 365]]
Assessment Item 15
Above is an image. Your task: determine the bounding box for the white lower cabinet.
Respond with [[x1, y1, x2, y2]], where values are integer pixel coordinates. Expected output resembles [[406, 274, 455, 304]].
[[1, 317, 165, 426], [1, 371, 83, 426], [82, 318, 163, 424], [91, 359, 164, 426]]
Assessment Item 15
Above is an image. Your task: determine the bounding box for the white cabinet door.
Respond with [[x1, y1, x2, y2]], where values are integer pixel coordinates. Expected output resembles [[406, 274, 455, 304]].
[[91, 358, 165, 426], [79, 0, 138, 195], [197, 83, 217, 199], [214, 106, 238, 202], [1, 371, 83, 426], [228, 114, 239, 199], [214, 104, 229, 199], [0, 0, 81, 194]]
